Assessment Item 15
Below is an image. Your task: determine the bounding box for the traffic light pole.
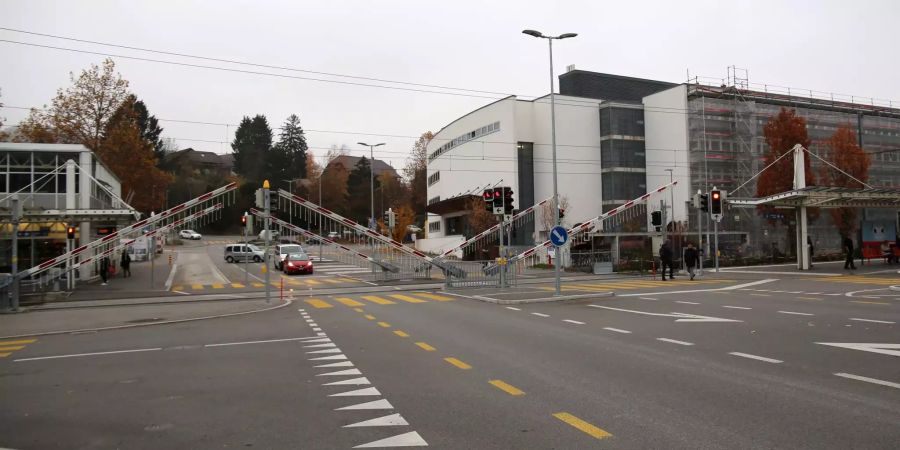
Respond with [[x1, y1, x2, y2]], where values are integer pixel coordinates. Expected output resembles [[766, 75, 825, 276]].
[[10, 195, 20, 311], [714, 219, 720, 273], [697, 195, 703, 275], [263, 180, 271, 304]]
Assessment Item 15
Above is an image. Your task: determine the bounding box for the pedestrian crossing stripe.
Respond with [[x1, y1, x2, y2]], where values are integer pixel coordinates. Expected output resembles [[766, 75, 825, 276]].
[[336, 297, 365, 307], [390, 294, 427, 304], [822, 276, 900, 285], [412, 292, 454, 301], [0, 338, 37, 358], [171, 277, 364, 291], [361, 295, 395, 305], [303, 292, 457, 309], [539, 279, 734, 292], [305, 298, 333, 309]]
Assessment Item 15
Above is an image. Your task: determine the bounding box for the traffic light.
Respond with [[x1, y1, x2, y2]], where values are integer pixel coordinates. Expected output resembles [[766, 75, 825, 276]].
[[559, 208, 566, 219], [503, 187, 514, 214], [492, 187, 503, 214], [700, 193, 709, 212], [482, 189, 494, 212], [241, 215, 247, 227], [66, 226, 76, 240], [710, 190, 722, 215], [651, 211, 662, 227], [268, 192, 279, 212]]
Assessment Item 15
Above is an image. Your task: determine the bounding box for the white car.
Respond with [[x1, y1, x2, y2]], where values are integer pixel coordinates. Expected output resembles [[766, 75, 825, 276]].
[[273, 244, 305, 270], [179, 229, 202, 240], [259, 229, 280, 241]]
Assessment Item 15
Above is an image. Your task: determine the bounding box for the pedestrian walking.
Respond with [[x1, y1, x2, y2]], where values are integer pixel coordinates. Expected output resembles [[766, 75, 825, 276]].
[[684, 242, 699, 280], [807, 236, 815, 268], [843, 236, 857, 270], [659, 240, 675, 281], [121, 248, 132, 278], [99, 256, 110, 285]]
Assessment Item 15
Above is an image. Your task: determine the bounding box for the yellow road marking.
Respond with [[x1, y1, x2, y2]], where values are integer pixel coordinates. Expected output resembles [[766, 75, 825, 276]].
[[415, 342, 436, 351], [191, 284, 204, 290], [323, 279, 340, 284], [489, 379, 525, 396], [553, 412, 612, 439], [0, 352, 10, 357], [749, 293, 770, 297], [231, 283, 245, 288], [172, 285, 184, 291], [362, 295, 395, 305], [211, 283, 224, 289], [336, 297, 365, 307], [444, 357, 472, 369], [252, 282, 265, 288], [390, 294, 427, 303], [353, 308, 364, 313], [796, 297, 822, 301], [377, 321, 391, 328], [393, 330, 410, 338], [305, 279, 322, 285], [305, 299, 333, 309], [413, 292, 454, 301], [364, 314, 376, 320], [850, 300, 889, 305], [0, 339, 37, 345], [0, 346, 26, 351]]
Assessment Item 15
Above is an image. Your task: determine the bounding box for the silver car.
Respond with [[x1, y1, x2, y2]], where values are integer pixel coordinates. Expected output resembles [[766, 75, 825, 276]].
[[224, 244, 264, 263]]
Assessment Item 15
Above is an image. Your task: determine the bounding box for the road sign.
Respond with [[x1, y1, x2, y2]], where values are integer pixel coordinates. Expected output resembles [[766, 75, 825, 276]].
[[549, 226, 568, 247]]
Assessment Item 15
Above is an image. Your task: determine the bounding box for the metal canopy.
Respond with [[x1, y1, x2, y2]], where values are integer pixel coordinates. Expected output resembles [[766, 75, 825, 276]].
[[728, 186, 900, 209]]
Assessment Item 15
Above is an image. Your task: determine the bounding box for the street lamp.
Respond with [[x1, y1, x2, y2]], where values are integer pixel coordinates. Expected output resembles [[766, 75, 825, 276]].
[[358, 142, 385, 229], [522, 28, 577, 296]]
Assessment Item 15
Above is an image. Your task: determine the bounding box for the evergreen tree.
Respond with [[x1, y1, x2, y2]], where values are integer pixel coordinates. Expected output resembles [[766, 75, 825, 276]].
[[109, 95, 165, 162], [275, 114, 309, 179], [232, 115, 273, 185]]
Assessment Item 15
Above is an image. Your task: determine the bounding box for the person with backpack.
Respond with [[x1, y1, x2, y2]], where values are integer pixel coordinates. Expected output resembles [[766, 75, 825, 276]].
[[684, 242, 699, 280], [659, 240, 675, 281]]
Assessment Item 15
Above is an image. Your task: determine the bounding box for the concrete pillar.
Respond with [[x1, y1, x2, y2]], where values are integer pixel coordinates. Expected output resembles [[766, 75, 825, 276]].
[[797, 207, 809, 270], [78, 151, 93, 280], [65, 159, 76, 210]]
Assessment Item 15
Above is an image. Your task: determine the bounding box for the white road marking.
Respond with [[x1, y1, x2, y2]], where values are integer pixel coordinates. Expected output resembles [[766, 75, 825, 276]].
[[14, 347, 161, 362], [531, 312, 550, 317], [303, 343, 336, 348], [849, 318, 896, 324], [728, 352, 783, 364], [344, 412, 408, 427], [315, 361, 354, 368], [777, 311, 814, 316], [505, 306, 521, 311], [317, 332, 327, 336], [305, 319, 314, 323], [675, 301, 700, 305], [590, 305, 741, 323], [330, 387, 381, 397], [317, 368, 363, 376], [656, 338, 694, 346], [563, 319, 585, 325], [302, 338, 331, 344], [323, 377, 370, 386], [205, 337, 322, 347], [603, 327, 632, 334], [723, 306, 752, 310], [309, 354, 348, 361], [335, 399, 394, 410], [307, 348, 342, 354], [353, 431, 428, 448], [313, 328, 322, 332], [835, 373, 900, 390], [297, 308, 306, 312], [639, 297, 658, 301], [617, 278, 778, 297], [817, 342, 900, 357]]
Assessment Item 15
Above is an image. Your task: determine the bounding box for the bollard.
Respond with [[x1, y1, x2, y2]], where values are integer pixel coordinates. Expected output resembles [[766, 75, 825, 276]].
[[652, 260, 657, 280], [280, 278, 284, 300]]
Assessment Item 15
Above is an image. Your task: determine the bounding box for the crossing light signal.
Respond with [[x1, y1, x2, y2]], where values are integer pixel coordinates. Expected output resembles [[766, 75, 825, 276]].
[[66, 226, 76, 240], [710, 190, 722, 215], [503, 187, 514, 214], [268, 192, 279, 212], [700, 193, 709, 212], [559, 208, 565, 219], [241, 215, 247, 226], [651, 210, 662, 227], [482, 189, 494, 212]]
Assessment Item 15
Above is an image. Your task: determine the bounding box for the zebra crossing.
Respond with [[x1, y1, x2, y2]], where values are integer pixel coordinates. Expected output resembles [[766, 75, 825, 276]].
[[303, 292, 455, 309]]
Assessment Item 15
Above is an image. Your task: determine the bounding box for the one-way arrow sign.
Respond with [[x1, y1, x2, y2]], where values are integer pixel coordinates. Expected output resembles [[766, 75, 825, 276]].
[[816, 342, 900, 357], [589, 305, 742, 323]]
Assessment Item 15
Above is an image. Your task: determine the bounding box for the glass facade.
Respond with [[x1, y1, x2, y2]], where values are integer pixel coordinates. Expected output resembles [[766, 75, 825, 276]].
[[599, 105, 647, 206]]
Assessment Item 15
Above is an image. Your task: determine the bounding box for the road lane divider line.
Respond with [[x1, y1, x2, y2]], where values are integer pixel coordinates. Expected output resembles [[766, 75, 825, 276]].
[[728, 352, 783, 364], [835, 373, 900, 390], [415, 342, 436, 351], [563, 319, 585, 325], [552, 412, 612, 439], [15, 347, 161, 362], [656, 338, 694, 346], [364, 314, 376, 320], [639, 297, 658, 301], [393, 330, 410, 338], [531, 312, 550, 317], [489, 380, 525, 396], [849, 318, 896, 324], [505, 306, 522, 311], [675, 301, 700, 305], [603, 327, 632, 334], [749, 293, 770, 297], [444, 357, 472, 369], [777, 311, 814, 316], [208, 337, 325, 348], [796, 297, 822, 301], [723, 306, 752, 310], [850, 300, 890, 305], [377, 321, 391, 328]]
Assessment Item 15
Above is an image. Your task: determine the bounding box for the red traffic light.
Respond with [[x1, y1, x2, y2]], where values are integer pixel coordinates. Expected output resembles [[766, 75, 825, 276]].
[[711, 192, 720, 200], [482, 189, 493, 201], [241, 215, 247, 224]]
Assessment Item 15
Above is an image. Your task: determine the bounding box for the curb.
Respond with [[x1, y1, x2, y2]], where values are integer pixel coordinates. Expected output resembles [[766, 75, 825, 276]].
[[0, 299, 292, 340]]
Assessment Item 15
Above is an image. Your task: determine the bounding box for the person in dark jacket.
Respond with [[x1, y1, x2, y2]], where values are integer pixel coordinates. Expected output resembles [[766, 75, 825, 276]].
[[843, 236, 856, 270], [100, 256, 110, 285], [807, 236, 815, 268], [659, 240, 675, 281], [684, 242, 699, 280], [121, 249, 132, 278]]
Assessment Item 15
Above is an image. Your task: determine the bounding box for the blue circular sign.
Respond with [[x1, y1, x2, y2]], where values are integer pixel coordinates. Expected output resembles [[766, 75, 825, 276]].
[[549, 226, 569, 247]]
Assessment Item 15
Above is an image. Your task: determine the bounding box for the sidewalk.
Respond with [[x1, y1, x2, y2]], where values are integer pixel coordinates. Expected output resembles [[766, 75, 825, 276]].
[[64, 250, 179, 302]]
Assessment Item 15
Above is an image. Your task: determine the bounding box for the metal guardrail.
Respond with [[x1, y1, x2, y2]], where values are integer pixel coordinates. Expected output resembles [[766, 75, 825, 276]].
[[442, 259, 517, 288]]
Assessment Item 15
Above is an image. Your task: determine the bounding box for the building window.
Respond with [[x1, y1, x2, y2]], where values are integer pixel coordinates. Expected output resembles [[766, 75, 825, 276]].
[[428, 121, 501, 162], [427, 196, 441, 205], [600, 139, 646, 168], [600, 107, 644, 137], [429, 221, 441, 232], [428, 171, 440, 186]]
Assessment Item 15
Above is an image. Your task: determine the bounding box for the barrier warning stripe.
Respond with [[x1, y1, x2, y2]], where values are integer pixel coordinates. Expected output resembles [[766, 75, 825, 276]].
[[19, 182, 236, 279], [441, 196, 553, 257], [507, 181, 678, 265]]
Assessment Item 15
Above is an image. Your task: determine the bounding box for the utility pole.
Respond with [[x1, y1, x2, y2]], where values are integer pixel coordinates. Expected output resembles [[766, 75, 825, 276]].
[[697, 189, 704, 275], [263, 180, 271, 303]]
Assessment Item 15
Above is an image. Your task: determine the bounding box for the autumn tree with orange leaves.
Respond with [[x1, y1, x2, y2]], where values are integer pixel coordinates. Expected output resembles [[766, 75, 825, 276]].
[[820, 125, 870, 238]]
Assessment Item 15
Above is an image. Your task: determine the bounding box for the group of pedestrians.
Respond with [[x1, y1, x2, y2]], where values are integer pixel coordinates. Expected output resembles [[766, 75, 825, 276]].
[[98, 249, 132, 286], [658, 240, 700, 281]]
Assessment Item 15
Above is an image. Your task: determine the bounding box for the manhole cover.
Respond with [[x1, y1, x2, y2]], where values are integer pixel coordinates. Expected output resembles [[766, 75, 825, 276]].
[[126, 317, 165, 324]]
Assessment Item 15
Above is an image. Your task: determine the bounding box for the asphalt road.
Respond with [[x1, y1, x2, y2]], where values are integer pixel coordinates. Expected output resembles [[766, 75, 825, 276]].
[[2, 273, 899, 448]]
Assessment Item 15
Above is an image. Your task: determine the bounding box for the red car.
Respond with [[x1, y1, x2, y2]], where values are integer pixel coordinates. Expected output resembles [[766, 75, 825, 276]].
[[283, 253, 314, 275]]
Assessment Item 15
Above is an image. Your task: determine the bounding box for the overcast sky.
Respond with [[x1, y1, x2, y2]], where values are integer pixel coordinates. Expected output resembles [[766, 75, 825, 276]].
[[2, 0, 899, 170]]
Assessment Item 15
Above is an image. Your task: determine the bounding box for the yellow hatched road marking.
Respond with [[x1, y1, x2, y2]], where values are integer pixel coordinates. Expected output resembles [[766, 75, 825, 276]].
[[288, 279, 304, 286], [489, 379, 525, 396], [211, 283, 224, 289], [850, 300, 890, 305], [444, 357, 472, 369], [553, 412, 612, 439], [231, 283, 245, 288], [415, 342, 436, 351], [305, 299, 333, 309], [393, 330, 410, 337], [377, 321, 391, 328], [362, 295, 395, 305], [172, 285, 184, 291], [191, 284, 204, 290], [390, 294, 427, 303], [413, 292, 454, 301], [0, 339, 36, 345], [252, 282, 265, 288], [0, 346, 26, 351], [305, 279, 322, 285], [336, 297, 365, 307], [364, 314, 376, 320]]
